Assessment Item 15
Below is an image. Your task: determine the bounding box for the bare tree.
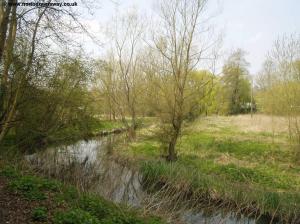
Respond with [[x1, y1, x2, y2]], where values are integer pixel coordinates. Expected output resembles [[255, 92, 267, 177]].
[[151, 0, 216, 161], [94, 56, 118, 121], [106, 10, 144, 139], [257, 34, 300, 158]]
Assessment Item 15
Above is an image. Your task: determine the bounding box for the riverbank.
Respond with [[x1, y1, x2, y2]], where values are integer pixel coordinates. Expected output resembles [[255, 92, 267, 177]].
[[0, 161, 165, 224], [0, 118, 167, 224], [0, 119, 126, 154], [115, 115, 300, 223], [2, 115, 299, 223]]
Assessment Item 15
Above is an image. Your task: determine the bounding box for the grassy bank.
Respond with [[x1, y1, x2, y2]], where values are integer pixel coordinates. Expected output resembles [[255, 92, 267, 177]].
[[116, 115, 300, 223], [0, 162, 165, 224]]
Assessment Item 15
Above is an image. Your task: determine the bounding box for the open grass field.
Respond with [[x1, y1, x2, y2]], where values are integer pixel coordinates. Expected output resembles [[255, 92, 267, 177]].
[[116, 115, 300, 222]]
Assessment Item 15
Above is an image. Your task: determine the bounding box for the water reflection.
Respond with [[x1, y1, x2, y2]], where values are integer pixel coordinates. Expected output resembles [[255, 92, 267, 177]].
[[26, 135, 269, 224]]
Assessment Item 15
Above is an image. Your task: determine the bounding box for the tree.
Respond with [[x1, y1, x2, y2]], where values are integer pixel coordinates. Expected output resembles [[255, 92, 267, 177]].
[[257, 34, 300, 157], [221, 49, 252, 115], [93, 59, 118, 121], [184, 70, 215, 120], [104, 10, 144, 139], [152, 0, 216, 161], [0, 0, 96, 144], [12, 53, 94, 151]]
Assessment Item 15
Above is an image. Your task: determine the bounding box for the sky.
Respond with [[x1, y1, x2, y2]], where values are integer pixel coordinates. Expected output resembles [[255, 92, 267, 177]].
[[80, 0, 300, 75]]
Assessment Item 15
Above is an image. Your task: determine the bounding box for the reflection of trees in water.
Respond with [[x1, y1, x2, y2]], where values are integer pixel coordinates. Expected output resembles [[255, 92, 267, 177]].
[[26, 135, 143, 207], [95, 157, 142, 207], [106, 135, 113, 155]]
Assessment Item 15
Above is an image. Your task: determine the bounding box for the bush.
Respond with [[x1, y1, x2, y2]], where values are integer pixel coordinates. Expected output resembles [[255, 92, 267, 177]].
[[53, 209, 101, 224], [31, 207, 47, 221], [8, 175, 59, 200], [0, 166, 19, 178], [79, 195, 111, 219], [78, 195, 148, 224]]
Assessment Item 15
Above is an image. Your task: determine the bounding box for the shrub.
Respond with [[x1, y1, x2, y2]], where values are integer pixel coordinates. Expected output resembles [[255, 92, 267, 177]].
[[8, 175, 59, 200], [53, 209, 101, 224], [79, 195, 111, 219], [0, 166, 19, 178], [31, 207, 47, 221]]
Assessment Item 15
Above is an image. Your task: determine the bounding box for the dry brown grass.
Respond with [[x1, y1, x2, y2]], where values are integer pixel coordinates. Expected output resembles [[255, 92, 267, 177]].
[[184, 114, 291, 146], [186, 114, 289, 136], [229, 114, 289, 134]]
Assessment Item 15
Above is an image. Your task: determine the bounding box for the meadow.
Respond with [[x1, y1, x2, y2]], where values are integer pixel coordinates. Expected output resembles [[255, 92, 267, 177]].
[[116, 115, 300, 222]]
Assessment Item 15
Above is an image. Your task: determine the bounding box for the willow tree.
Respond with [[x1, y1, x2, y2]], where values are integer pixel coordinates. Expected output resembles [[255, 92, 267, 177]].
[[152, 0, 215, 161]]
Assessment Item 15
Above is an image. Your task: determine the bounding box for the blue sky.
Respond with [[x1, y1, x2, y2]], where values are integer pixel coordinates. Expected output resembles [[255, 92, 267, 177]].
[[81, 0, 300, 74], [214, 0, 300, 74]]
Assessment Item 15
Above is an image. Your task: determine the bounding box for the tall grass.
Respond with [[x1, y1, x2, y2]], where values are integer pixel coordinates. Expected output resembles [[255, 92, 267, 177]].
[[140, 160, 300, 223]]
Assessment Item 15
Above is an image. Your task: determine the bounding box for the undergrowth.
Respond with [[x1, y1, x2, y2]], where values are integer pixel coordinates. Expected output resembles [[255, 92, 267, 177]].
[[0, 165, 165, 224]]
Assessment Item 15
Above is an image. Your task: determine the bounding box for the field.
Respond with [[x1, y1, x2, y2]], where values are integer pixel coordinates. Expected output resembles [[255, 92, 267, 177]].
[[116, 115, 300, 222]]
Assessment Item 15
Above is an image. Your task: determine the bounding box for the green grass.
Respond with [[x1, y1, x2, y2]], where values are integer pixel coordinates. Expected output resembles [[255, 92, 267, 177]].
[[130, 141, 162, 157], [89, 119, 125, 134], [0, 165, 165, 224], [117, 116, 300, 222]]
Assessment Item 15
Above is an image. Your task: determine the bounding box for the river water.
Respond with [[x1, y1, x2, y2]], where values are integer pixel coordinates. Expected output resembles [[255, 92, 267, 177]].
[[26, 134, 271, 224]]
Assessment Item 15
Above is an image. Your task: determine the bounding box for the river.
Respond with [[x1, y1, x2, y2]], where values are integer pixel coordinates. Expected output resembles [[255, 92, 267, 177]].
[[25, 134, 272, 224]]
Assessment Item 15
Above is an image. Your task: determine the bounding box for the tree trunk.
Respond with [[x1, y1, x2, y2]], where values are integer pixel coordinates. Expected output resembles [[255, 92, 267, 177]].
[[128, 126, 136, 139], [109, 107, 112, 121], [128, 112, 136, 140], [112, 111, 116, 121], [167, 126, 180, 162], [0, 1, 12, 63], [0, 82, 19, 142], [1, 2, 16, 113]]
